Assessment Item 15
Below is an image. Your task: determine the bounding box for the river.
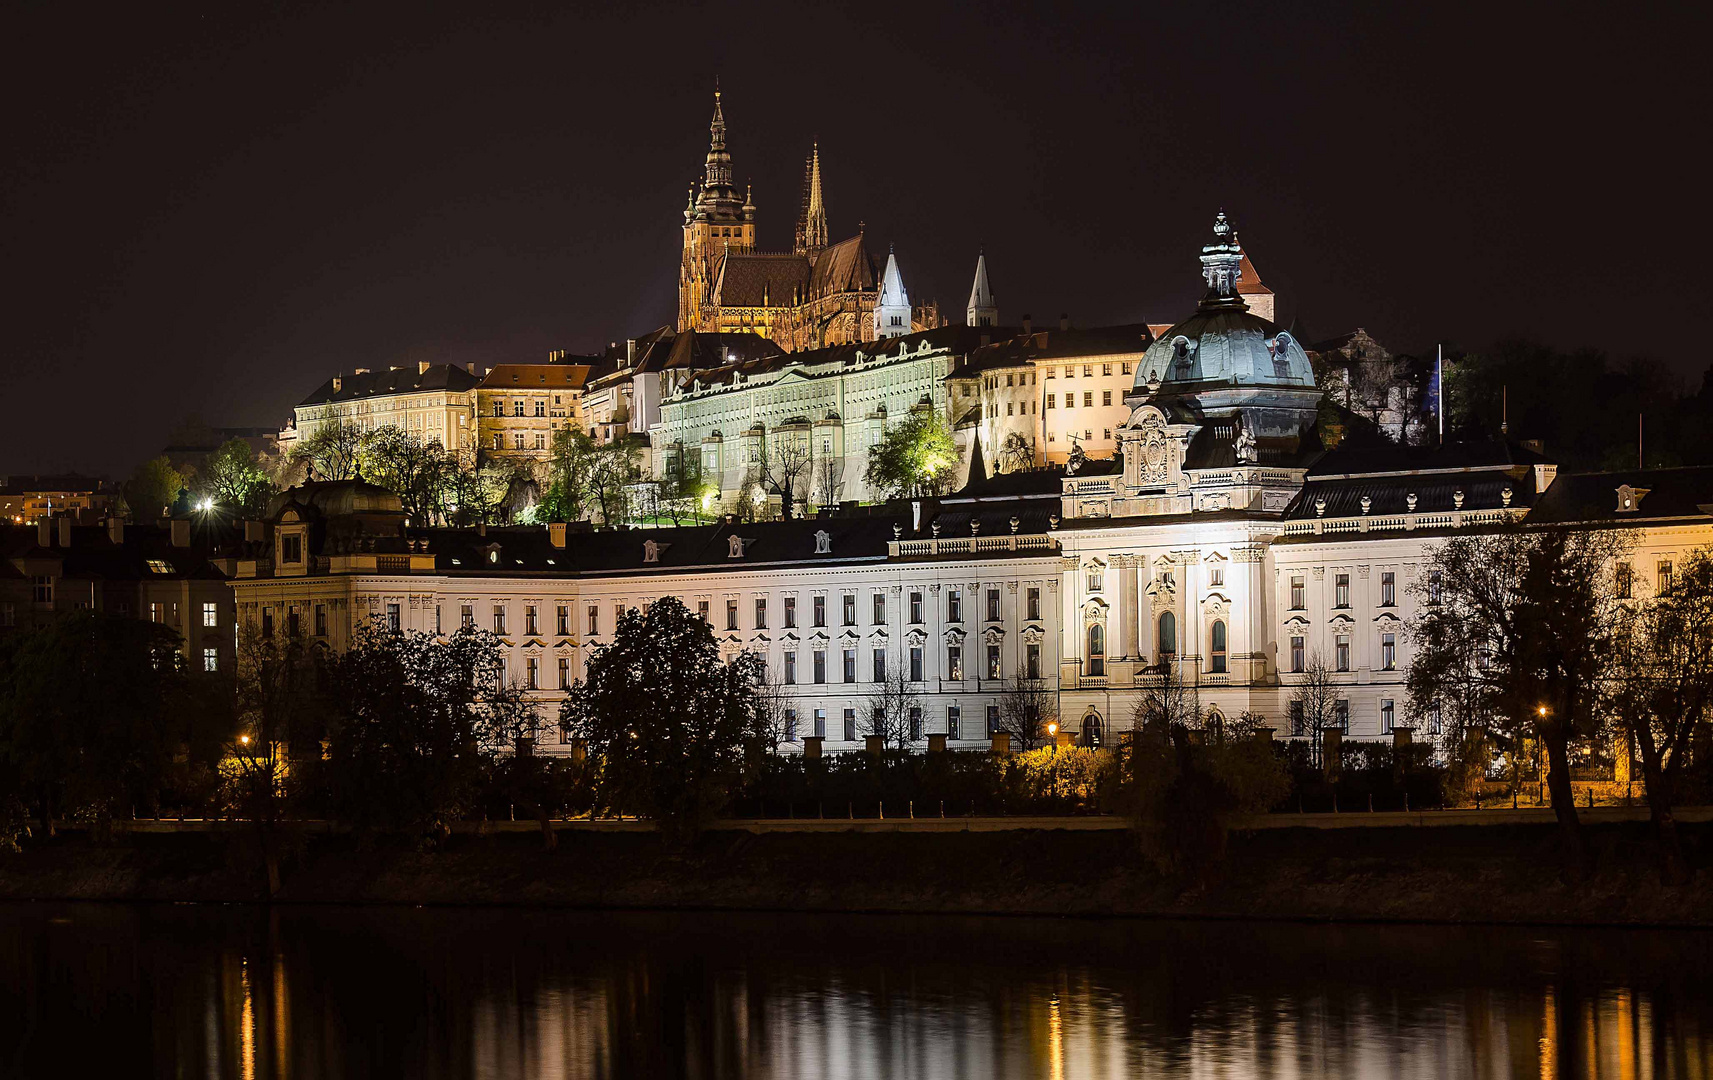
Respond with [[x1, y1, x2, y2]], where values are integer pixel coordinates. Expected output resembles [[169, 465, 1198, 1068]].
[[3, 904, 1710, 1078]]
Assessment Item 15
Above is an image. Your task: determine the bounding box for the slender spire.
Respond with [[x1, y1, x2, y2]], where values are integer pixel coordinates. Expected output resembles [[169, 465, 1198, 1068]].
[[690, 82, 742, 224], [966, 249, 997, 327], [795, 143, 828, 255], [874, 246, 911, 339]]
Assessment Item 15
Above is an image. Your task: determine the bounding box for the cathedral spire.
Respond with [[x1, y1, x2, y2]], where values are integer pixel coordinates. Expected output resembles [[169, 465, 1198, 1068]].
[[874, 245, 911, 339], [703, 84, 732, 191], [795, 143, 828, 256], [966, 249, 997, 327]]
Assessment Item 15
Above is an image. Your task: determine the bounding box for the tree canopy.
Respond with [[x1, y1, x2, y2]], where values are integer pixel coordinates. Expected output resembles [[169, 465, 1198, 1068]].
[[864, 409, 958, 499], [122, 456, 185, 522]]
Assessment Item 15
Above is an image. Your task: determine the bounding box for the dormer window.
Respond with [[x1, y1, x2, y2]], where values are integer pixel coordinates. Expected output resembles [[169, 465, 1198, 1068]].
[[1616, 484, 1650, 513], [280, 534, 302, 564]]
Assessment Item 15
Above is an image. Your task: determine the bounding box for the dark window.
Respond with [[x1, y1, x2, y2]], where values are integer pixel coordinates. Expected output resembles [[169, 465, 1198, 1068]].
[[813, 650, 826, 684], [726, 599, 738, 631], [1026, 643, 1041, 679], [947, 706, 961, 740], [386, 603, 400, 632], [872, 649, 886, 682], [785, 651, 797, 685], [872, 593, 886, 624], [813, 595, 826, 627], [1027, 587, 1040, 621], [843, 594, 856, 626], [1087, 625, 1104, 676], [843, 708, 857, 742], [843, 649, 856, 683], [1210, 620, 1227, 673], [987, 589, 1001, 621], [755, 598, 767, 629], [909, 592, 922, 623], [909, 647, 923, 682], [784, 596, 797, 628]]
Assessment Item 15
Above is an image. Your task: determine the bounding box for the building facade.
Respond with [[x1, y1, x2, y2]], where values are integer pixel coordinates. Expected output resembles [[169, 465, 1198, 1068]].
[[284, 363, 480, 458]]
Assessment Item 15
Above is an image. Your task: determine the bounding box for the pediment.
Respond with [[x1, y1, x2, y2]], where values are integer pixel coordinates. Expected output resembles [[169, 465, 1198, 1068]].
[[1020, 625, 1046, 644], [983, 626, 1007, 645], [943, 627, 966, 644], [1282, 614, 1311, 628]]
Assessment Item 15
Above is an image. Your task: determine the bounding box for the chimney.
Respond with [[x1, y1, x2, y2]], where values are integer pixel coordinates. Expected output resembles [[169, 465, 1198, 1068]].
[[36, 519, 51, 548], [1022, 313, 1032, 335], [548, 522, 567, 549], [332, 376, 343, 392], [170, 519, 191, 548], [244, 520, 265, 544], [57, 517, 72, 547], [419, 361, 431, 375], [627, 339, 637, 363], [107, 517, 125, 545], [1059, 313, 1069, 331]]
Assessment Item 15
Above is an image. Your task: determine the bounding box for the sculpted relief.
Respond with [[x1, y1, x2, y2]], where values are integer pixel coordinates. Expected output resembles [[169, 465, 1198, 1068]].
[[1140, 414, 1171, 483]]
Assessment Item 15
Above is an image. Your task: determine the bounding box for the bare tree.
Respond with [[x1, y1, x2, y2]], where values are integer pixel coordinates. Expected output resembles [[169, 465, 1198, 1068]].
[[749, 651, 796, 755], [755, 427, 815, 521], [866, 666, 922, 750], [995, 674, 1057, 750], [1407, 524, 1634, 881], [1288, 652, 1341, 755], [1131, 659, 1204, 735], [1607, 547, 1713, 884], [813, 455, 845, 511], [231, 626, 328, 895]]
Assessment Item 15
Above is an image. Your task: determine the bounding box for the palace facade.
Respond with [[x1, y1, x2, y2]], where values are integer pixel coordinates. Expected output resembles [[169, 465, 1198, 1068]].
[[226, 217, 1713, 754]]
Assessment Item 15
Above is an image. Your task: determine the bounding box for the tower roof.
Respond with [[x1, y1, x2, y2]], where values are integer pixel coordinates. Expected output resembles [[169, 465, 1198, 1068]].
[[966, 251, 997, 326], [877, 248, 909, 309], [795, 144, 828, 255], [692, 84, 744, 224]]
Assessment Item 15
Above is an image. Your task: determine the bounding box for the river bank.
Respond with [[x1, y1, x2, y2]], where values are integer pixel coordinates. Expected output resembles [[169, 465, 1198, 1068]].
[[4, 818, 1713, 925]]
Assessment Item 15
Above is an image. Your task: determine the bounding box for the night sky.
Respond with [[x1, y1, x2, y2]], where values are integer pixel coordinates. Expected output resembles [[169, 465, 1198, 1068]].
[[5, 1, 1702, 477]]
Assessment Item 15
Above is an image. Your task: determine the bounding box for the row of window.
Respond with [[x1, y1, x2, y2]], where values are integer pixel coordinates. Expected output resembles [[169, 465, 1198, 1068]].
[[1045, 391, 1114, 409], [781, 642, 1044, 684], [492, 432, 550, 451], [1287, 698, 1431, 736], [771, 704, 1024, 743], [1287, 632, 1399, 672], [1616, 559, 1676, 598], [1288, 570, 1404, 610], [1082, 613, 1228, 676]]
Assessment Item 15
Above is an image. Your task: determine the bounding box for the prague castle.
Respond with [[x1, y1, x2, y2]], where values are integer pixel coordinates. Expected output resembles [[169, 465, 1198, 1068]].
[[677, 89, 940, 351]]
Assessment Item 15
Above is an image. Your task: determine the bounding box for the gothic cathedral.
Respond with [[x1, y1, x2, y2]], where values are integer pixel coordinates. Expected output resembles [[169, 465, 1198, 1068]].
[[677, 90, 939, 351]]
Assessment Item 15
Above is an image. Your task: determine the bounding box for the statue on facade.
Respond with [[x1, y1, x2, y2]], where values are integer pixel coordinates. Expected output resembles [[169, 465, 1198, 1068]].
[[1233, 418, 1257, 464]]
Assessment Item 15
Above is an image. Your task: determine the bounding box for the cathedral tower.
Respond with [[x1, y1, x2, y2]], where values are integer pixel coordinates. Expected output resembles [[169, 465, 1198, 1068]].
[[679, 86, 756, 332], [794, 144, 828, 257], [966, 250, 997, 326]]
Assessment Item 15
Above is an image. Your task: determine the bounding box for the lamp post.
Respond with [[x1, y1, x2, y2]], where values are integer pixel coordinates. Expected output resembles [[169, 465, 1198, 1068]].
[[1047, 720, 1058, 756]]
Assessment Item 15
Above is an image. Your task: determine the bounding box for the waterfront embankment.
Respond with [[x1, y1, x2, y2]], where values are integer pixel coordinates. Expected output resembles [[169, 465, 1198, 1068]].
[[5, 812, 1713, 926]]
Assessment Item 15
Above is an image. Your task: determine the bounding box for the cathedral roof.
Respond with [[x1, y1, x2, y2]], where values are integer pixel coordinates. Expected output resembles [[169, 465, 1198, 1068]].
[[712, 251, 811, 308], [806, 234, 877, 300]]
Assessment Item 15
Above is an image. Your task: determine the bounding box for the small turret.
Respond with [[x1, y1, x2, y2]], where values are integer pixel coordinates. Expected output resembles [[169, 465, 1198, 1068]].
[[1199, 210, 1246, 309], [966, 250, 997, 327], [874, 246, 911, 339]]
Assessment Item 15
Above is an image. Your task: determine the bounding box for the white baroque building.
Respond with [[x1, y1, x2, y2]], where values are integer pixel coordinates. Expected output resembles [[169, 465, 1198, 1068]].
[[233, 215, 1713, 753]]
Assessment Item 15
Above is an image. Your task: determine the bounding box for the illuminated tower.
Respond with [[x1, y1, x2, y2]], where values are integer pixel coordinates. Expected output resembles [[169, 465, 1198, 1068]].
[[874, 246, 911, 338], [794, 144, 828, 257], [966, 250, 997, 327], [679, 85, 756, 332]]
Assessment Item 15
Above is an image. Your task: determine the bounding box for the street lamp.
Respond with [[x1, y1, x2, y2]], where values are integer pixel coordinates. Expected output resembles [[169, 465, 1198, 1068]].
[[1047, 720, 1058, 755]]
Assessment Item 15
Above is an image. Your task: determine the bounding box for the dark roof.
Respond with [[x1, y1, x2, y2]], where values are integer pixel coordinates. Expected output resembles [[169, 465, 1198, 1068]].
[[0, 473, 109, 495], [806, 234, 877, 299], [477, 364, 594, 391], [298, 364, 479, 407], [0, 522, 236, 582], [1304, 439, 1553, 479], [1529, 467, 1713, 525], [952, 324, 1155, 376], [1283, 439, 1552, 520], [679, 325, 995, 394]]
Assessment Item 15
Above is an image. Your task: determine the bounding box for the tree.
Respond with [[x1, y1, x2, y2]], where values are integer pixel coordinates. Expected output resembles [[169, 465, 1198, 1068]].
[[813, 455, 845, 511], [360, 427, 453, 524], [1288, 652, 1341, 758], [864, 408, 957, 499], [449, 455, 532, 525], [865, 665, 922, 749], [122, 456, 185, 522], [749, 653, 796, 757], [230, 627, 329, 893], [324, 620, 536, 837], [995, 674, 1057, 751], [559, 596, 758, 838], [0, 611, 188, 837], [196, 438, 277, 517], [1607, 547, 1713, 884], [1407, 525, 1634, 880], [538, 429, 639, 525], [753, 426, 815, 521], [291, 419, 364, 482]]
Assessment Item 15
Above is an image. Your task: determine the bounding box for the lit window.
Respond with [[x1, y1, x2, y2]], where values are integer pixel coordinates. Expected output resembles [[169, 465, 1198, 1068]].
[[947, 645, 963, 680], [147, 559, 174, 574], [202, 602, 218, 627], [988, 643, 1003, 679], [1335, 573, 1350, 608], [203, 647, 219, 673]]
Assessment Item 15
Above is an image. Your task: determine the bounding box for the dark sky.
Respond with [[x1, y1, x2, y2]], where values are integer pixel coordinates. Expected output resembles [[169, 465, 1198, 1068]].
[[5, 1, 1704, 477]]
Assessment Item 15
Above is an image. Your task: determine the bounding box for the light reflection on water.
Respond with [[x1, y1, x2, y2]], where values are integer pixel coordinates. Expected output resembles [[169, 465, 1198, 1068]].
[[3, 905, 1712, 1078]]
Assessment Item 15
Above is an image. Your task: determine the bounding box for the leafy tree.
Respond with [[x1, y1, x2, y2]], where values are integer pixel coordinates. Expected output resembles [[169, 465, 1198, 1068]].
[[359, 427, 454, 524], [449, 455, 533, 525], [1607, 547, 1713, 884], [122, 455, 185, 522], [324, 621, 537, 838], [864, 407, 957, 499], [195, 438, 277, 517], [559, 596, 758, 838], [538, 429, 638, 524], [995, 674, 1057, 751], [1407, 525, 1634, 880], [290, 419, 364, 482], [0, 611, 188, 837]]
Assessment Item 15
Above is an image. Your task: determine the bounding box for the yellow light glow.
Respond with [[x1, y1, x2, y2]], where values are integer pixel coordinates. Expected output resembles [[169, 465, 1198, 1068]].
[[240, 735, 251, 745]]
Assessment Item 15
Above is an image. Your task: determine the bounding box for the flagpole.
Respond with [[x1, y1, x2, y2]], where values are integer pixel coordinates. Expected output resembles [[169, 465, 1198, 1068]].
[[1436, 344, 1444, 445]]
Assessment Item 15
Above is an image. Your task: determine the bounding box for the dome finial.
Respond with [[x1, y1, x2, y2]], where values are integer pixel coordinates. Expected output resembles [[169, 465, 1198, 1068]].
[[1199, 209, 1245, 308]]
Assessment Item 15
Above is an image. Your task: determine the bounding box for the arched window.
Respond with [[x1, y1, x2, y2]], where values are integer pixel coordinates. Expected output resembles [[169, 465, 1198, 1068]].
[[1158, 611, 1177, 657], [1087, 623, 1105, 677], [1081, 711, 1104, 748], [1210, 620, 1227, 673]]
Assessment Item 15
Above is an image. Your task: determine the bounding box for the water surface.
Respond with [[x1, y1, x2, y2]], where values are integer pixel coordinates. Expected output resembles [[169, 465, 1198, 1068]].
[[3, 904, 1711, 1078]]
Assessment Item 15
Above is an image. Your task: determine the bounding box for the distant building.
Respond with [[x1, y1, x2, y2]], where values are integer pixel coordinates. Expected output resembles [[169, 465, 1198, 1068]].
[[1308, 328, 1428, 444], [474, 352, 598, 463], [0, 516, 239, 673], [0, 474, 114, 525], [283, 362, 480, 462], [161, 422, 282, 475]]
